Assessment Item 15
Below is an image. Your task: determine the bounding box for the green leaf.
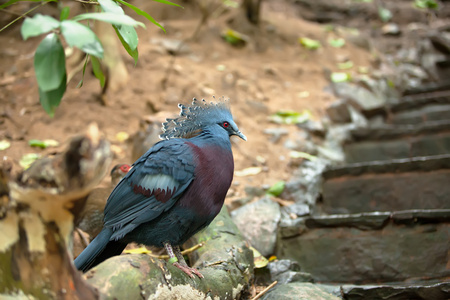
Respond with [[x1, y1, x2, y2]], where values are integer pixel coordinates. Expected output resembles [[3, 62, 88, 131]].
[[414, 0, 438, 9], [117, 24, 138, 50], [21, 14, 60, 40], [337, 60, 354, 70], [115, 0, 166, 32], [28, 139, 59, 149], [299, 37, 321, 50], [378, 7, 392, 22], [98, 0, 139, 61], [266, 181, 285, 197], [222, 29, 248, 46], [114, 25, 139, 64], [151, 0, 183, 8], [39, 73, 67, 117], [98, 0, 124, 14], [34, 33, 66, 92], [60, 20, 104, 58], [269, 110, 312, 124], [223, 0, 239, 8], [0, 0, 55, 10], [91, 56, 105, 88], [28, 139, 47, 149], [72, 12, 145, 28], [331, 72, 351, 83], [328, 38, 346, 48], [60, 6, 70, 21], [77, 55, 90, 88], [19, 153, 40, 169], [0, 140, 11, 151]]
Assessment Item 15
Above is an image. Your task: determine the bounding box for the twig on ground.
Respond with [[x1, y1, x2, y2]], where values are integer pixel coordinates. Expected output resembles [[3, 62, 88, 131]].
[[251, 281, 278, 300]]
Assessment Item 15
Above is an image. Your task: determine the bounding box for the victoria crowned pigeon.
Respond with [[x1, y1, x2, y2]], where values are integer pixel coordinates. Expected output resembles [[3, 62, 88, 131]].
[[74, 98, 246, 278]]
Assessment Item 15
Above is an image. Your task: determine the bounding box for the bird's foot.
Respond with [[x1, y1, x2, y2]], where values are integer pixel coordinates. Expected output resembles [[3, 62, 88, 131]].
[[173, 262, 204, 278]]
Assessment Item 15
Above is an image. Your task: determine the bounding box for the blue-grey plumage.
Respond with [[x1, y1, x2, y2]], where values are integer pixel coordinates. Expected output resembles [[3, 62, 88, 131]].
[[74, 98, 246, 277]]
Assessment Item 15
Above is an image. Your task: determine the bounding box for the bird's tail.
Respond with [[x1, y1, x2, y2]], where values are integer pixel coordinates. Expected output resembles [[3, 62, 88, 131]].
[[74, 228, 126, 272]]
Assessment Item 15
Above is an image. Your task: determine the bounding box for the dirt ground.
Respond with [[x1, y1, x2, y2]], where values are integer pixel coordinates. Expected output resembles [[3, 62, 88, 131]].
[[0, 0, 374, 204]]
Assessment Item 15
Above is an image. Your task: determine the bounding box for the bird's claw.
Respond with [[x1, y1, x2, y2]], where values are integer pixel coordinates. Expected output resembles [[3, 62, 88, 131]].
[[173, 262, 204, 278]]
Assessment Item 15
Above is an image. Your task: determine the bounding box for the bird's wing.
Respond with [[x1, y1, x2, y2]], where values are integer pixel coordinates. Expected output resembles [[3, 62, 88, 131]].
[[103, 140, 196, 240]]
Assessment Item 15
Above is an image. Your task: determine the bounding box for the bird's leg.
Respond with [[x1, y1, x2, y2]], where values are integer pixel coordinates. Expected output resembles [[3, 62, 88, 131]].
[[163, 242, 204, 278], [174, 245, 204, 278]]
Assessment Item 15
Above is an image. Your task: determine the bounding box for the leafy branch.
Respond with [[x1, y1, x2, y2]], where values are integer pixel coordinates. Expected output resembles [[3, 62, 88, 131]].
[[1, 0, 182, 116]]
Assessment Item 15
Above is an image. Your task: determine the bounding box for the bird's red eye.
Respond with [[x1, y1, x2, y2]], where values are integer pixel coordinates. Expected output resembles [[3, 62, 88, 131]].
[[120, 164, 131, 173], [223, 122, 229, 128]]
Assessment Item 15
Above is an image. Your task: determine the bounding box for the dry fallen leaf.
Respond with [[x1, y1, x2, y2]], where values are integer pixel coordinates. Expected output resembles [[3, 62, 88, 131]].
[[235, 167, 262, 177]]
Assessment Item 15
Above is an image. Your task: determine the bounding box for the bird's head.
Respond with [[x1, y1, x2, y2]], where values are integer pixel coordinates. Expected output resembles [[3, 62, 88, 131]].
[[160, 97, 246, 141], [110, 164, 131, 185], [218, 119, 247, 141]]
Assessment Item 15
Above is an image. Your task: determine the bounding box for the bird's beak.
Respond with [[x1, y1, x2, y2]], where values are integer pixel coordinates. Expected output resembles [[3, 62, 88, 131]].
[[235, 131, 247, 141]]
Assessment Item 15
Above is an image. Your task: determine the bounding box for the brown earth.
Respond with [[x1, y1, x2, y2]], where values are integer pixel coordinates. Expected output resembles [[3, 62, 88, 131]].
[[0, 0, 374, 204]]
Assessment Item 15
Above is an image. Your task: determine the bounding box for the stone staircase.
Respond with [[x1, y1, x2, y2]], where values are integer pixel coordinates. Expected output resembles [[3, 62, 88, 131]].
[[275, 89, 450, 299]]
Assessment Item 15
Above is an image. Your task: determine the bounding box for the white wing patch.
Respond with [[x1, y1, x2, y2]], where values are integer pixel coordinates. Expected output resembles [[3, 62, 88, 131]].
[[139, 174, 179, 194]]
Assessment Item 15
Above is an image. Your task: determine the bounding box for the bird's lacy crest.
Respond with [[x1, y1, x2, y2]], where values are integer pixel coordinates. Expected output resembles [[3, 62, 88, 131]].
[[160, 97, 232, 140]]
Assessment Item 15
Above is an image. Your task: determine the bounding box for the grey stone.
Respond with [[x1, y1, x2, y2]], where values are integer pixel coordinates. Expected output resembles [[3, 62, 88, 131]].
[[282, 202, 310, 217], [297, 120, 326, 137], [283, 159, 327, 206], [226, 196, 252, 211], [316, 145, 345, 162], [261, 282, 340, 300], [283, 132, 317, 154], [268, 259, 314, 284], [398, 63, 428, 80], [355, 76, 400, 105], [263, 127, 289, 143], [244, 185, 266, 198], [342, 282, 450, 300], [275, 271, 314, 285], [421, 52, 445, 81], [150, 38, 191, 55], [268, 259, 301, 276], [332, 82, 386, 113], [396, 47, 420, 64], [231, 196, 281, 256], [429, 30, 450, 55], [326, 100, 351, 123]]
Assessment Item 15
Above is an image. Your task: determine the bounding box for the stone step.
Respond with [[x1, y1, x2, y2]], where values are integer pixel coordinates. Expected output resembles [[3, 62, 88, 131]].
[[276, 209, 450, 284], [393, 89, 450, 112], [379, 90, 450, 124], [344, 120, 450, 163], [340, 281, 450, 300], [403, 80, 450, 96], [321, 154, 450, 214], [388, 90, 450, 124], [319, 281, 450, 300], [389, 103, 450, 125]]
